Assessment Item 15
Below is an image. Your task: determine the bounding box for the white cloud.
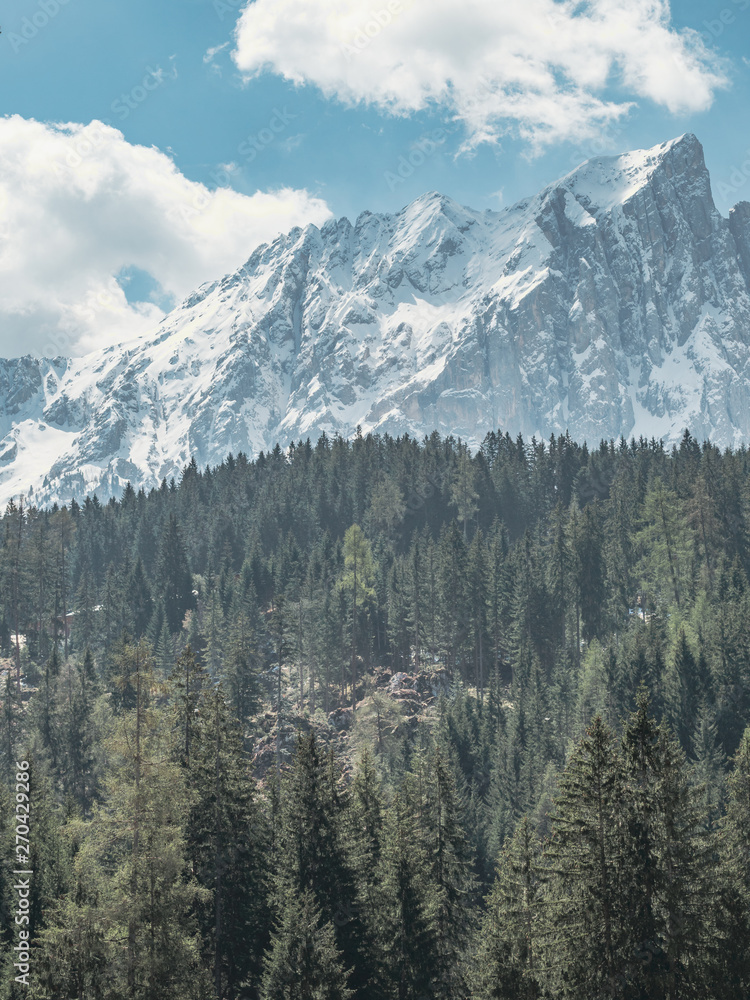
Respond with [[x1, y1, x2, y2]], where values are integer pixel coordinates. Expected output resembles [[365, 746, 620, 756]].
[[204, 41, 230, 64], [0, 115, 332, 358], [232, 0, 728, 151]]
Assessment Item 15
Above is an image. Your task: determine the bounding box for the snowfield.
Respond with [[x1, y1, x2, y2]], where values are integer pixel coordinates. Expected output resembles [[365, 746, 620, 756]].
[[2, 134, 750, 506]]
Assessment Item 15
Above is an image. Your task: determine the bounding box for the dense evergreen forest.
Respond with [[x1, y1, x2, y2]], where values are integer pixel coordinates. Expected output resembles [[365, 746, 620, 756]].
[[2, 427, 750, 999]]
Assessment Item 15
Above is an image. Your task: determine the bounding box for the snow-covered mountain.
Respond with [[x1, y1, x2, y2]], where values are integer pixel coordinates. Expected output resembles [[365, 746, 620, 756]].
[[3, 133, 750, 507]]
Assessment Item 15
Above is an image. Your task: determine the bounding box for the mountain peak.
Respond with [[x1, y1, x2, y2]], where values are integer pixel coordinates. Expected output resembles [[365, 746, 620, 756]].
[[3, 134, 750, 508], [548, 133, 708, 214]]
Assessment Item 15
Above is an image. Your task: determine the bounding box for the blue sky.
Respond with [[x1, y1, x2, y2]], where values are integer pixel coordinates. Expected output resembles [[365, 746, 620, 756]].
[[1, 0, 748, 357]]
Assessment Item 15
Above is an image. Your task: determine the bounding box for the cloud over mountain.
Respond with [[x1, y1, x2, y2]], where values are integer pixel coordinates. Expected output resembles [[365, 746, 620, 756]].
[[232, 0, 727, 150], [0, 115, 332, 357]]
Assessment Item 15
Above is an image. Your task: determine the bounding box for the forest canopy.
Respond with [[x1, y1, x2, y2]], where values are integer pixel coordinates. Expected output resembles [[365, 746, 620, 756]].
[[1, 426, 750, 999]]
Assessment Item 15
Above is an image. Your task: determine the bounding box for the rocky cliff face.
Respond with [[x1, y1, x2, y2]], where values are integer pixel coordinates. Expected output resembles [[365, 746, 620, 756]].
[[2, 133, 750, 507]]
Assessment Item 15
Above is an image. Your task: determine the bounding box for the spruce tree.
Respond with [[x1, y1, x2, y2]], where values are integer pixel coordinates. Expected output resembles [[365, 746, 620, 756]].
[[423, 745, 476, 999], [711, 727, 750, 997], [93, 642, 209, 999], [473, 817, 541, 1000], [724, 726, 750, 909], [186, 684, 270, 999], [373, 779, 438, 1000], [618, 693, 715, 1000], [541, 715, 623, 999], [34, 818, 111, 1000], [260, 889, 353, 1000], [59, 649, 101, 814], [273, 732, 372, 994], [156, 514, 195, 634]]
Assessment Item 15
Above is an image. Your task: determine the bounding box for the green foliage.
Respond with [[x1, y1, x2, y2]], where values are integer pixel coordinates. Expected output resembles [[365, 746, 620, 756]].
[[260, 889, 353, 1000], [185, 684, 270, 998], [373, 779, 438, 1000], [2, 431, 750, 997], [473, 817, 541, 1000]]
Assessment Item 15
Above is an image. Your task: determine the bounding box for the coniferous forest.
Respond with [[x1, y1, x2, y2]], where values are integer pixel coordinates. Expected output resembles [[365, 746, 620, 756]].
[[2, 428, 750, 999]]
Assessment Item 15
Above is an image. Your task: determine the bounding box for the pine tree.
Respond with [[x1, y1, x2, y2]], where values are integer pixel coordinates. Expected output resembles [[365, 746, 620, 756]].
[[59, 649, 101, 814], [724, 726, 750, 910], [373, 779, 438, 1000], [156, 514, 195, 634], [340, 525, 375, 709], [406, 537, 423, 672], [711, 727, 750, 997], [274, 732, 372, 994], [547, 504, 570, 652], [665, 629, 703, 751], [204, 582, 226, 680], [2, 498, 28, 691], [260, 889, 353, 1000], [473, 817, 541, 1000], [466, 531, 490, 699], [13, 758, 71, 994], [94, 641, 209, 999], [170, 644, 208, 768], [686, 468, 720, 592], [75, 555, 99, 652], [576, 503, 605, 643], [386, 560, 410, 672], [423, 745, 476, 999], [53, 504, 76, 662], [565, 501, 584, 664], [450, 447, 479, 541], [637, 478, 688, 610], [691, 707, 726, 833], [437, 520, 468, 680], [186, 684, 270, 999], [0, 671, 23, 777], [34, 818, 111, 1000], [155, 616, 174, 676], [347, 748, 383, 907], [602, 465, 636, 634], [541, 716, 623, 998], [224, 585, 262, 726], [33, 647, 61, 769], [618, 693, 715, 999], [487, 526, 513, 687]]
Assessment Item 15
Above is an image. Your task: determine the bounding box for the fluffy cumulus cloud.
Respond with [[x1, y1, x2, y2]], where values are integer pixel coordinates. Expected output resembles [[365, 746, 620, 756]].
[[232, 0, 728, 150], [0, 116, 332, 358]]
